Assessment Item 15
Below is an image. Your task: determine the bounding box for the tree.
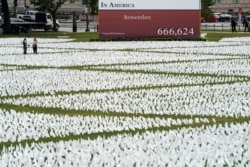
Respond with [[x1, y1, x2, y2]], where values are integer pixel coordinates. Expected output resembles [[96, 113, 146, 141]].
[[201, 0, 215, 18], [82, 0, 98, 15], [30, 0, 67, 32], [1, 0, 11, 34]]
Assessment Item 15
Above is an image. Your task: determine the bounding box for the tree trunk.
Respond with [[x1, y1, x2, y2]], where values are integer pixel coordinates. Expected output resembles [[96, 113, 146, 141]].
[[52, 12, 58, 32], [2, 0, 12, 34]]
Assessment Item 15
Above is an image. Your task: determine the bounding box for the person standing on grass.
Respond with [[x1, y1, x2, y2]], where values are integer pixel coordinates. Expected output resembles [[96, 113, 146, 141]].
[[32, 37, 38, 54], [231, 18, 237, 32], [242, 17, 249, 32], [22, 38, 27, 54]]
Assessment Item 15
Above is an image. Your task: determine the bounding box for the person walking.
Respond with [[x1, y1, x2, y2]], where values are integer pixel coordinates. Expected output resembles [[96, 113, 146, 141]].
[[32, 37, 38, 54], [22, 38, 27, 54]]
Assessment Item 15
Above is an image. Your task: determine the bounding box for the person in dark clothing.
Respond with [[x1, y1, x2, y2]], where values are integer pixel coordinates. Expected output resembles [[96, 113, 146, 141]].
[[242, 17, 249, 32], [231, 18, 237, 32], [22, 38, 27, 54], [32, 37, 38, 54]]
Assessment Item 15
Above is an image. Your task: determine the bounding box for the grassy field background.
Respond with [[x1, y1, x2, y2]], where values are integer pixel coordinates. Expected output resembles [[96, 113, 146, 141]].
[[0, 31, 250, 166], [1, 31, 250, 41]]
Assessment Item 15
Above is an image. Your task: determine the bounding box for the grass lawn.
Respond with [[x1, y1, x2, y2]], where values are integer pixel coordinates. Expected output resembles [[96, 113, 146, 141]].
[[0, 30, 250, 166], [1, 30, 250, 41]]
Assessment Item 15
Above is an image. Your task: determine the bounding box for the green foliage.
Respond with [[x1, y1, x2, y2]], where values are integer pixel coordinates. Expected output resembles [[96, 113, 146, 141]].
[[201, 0, 215, 18], [30, 0, 67, 12], [29, 0, 67, 31], [82, 0, 98, 14]]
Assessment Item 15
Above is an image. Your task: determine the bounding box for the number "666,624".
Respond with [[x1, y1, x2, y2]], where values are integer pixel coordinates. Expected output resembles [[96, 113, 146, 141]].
[[157, 27, 194, 36]]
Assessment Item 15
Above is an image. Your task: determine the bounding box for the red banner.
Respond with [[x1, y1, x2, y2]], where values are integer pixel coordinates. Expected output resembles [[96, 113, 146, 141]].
[[99, 10, 200, 38]]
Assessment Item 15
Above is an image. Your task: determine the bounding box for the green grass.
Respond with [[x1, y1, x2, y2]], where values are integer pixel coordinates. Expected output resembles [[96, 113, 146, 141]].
[[1, 32, 250, 164], [202, 31, 250, 41], [0, 31, 98, 42], [1, 31, 250, 42]]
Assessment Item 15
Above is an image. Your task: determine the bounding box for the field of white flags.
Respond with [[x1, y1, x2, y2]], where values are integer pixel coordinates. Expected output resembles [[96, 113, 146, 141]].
[[0, 36, 250, 166]]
